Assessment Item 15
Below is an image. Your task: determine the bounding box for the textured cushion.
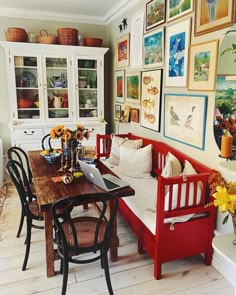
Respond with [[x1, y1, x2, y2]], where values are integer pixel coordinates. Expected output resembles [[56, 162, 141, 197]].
[[165, 159, 202, 210], [117, 144, 152, 178], [108, 135, 126, 165], [161, 152, 182, 178], [108, 135, 143, 166]]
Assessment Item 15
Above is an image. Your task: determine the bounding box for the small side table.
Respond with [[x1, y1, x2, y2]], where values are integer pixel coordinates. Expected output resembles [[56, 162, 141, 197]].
[[212, 233, 236, 294]]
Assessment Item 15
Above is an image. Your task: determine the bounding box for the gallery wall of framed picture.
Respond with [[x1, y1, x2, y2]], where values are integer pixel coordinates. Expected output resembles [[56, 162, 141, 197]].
[[113, 0, 236, 150]]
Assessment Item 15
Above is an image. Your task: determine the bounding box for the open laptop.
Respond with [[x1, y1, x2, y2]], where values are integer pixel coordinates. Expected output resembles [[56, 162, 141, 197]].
[[78, 160, 129, 192]]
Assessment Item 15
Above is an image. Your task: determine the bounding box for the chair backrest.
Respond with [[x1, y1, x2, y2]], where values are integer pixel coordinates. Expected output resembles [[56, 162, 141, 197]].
[[7, 146, 33, 184], [41, 134, 53, 151], [51, 192, 119, 255], [6, 160, 36, 219]]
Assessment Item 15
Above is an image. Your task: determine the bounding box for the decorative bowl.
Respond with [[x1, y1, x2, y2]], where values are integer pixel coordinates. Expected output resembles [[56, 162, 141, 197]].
[[44, 152, 60, 164]]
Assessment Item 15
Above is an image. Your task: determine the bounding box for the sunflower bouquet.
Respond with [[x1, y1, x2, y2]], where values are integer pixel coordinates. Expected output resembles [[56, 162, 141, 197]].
[[50, 124, 90, 147]]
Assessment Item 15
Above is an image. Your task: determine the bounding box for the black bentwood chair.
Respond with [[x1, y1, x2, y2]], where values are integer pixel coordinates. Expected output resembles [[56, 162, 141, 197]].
[[7, 146, 34, 238], [51, 192, 119, 295], [6, 160, 44, 271], [41, 133, 54, 151]]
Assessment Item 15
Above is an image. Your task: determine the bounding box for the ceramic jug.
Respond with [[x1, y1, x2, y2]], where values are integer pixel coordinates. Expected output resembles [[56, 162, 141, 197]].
[[53, 95, 64, 108]]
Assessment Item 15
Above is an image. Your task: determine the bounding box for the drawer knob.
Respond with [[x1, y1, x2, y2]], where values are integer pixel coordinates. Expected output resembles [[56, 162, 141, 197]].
[[24, 131, 35, 135]]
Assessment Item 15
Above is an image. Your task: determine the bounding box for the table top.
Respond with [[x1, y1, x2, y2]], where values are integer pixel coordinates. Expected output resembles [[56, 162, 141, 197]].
[[28, 150, 135, 211]]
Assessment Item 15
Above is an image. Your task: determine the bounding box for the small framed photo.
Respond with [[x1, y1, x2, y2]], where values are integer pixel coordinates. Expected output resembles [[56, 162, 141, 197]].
[[188, 39, 219, 91], [194, 0, 235, 36], [143, 27, 164, 68], [116, 33, 130, 68], [131, 108, 140, 123], [115, 104, 122, 120], [165, 18, 191, 87], [124, 105, 131, 122], [125, 71, 141, 104], [145, 0, 166, 31], [167, 0, 193, 22], [115, 70, 125, 103]]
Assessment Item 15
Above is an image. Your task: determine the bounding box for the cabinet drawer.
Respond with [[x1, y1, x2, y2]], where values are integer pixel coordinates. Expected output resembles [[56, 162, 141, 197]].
[[13, 128, 44, 140]]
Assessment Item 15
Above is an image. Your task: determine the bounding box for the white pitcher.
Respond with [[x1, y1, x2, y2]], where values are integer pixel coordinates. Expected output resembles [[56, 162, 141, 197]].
[[53, 95, 64, 108]]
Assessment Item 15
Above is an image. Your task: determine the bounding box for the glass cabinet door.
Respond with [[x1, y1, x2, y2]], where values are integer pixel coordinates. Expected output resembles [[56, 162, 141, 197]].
[[76, 58, 98, 119], [45, 57, 70, 120], [14, 56, 40, 120]]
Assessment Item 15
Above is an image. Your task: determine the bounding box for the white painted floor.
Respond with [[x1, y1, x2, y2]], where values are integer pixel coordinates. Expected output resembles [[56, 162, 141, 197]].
[[0, 183, 234, 295]]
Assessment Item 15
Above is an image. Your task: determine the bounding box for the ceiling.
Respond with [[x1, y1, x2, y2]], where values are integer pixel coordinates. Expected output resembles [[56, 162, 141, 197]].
[[0, 0, 138, 23]]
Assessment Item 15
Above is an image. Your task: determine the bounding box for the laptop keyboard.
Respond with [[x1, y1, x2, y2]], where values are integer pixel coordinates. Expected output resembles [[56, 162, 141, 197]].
[[103, 178, 119, 189]]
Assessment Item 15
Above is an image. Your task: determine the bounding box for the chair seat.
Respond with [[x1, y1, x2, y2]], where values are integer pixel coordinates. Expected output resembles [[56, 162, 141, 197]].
[[62, 216, 106, 249], [29, 200, 43, 218]]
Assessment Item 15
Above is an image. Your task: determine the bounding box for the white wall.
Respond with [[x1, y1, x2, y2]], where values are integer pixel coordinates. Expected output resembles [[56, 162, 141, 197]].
[[107, 2, 233, 234]]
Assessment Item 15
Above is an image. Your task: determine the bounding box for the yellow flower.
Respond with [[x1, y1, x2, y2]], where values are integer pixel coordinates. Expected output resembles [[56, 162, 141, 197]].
[[213, 186, 236, 214]]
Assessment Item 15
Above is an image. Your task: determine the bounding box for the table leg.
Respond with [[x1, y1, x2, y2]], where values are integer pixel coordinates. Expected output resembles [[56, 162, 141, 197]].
[[43, 211, 55, 277], [109, 199, 119, 262]]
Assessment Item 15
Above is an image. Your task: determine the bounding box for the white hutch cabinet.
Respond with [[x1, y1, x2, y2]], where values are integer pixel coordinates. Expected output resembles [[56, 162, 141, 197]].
[[0, 41, 108, 151]]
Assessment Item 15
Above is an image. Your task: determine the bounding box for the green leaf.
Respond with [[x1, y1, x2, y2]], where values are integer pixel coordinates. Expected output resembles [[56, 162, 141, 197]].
[[223, 214, 229, 225]]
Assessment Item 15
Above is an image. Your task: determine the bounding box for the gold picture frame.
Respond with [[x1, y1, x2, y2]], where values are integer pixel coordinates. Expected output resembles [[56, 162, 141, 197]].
[[188, 39, 219, 91], [194, 0, 235, 36]]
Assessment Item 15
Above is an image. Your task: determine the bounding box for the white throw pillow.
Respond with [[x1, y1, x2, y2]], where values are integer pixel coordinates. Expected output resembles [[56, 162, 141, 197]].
[[108, 135, 143, 166], [118, 144, 152, 178], [164, 159, 202, 211], [161, 152, 182, 178]]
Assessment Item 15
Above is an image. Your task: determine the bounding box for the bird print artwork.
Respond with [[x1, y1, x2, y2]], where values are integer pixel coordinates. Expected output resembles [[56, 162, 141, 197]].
[[118, 24, 123, 33], [122, 18, 128, 30], [184, 106, 196, 129], [170, 106, 180, 125]]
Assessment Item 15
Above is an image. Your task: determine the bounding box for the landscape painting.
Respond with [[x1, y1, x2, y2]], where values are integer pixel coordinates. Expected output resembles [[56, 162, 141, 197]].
[[146, 0, 166, 31], [143, 27, 164, 68], [188, 40, 219, 91], [167, 0, 193, 22], [214, 75, 236, 156]]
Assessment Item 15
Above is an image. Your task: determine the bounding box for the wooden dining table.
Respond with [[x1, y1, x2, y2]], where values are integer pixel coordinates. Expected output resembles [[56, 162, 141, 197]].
[[28, 151, 134, 277]]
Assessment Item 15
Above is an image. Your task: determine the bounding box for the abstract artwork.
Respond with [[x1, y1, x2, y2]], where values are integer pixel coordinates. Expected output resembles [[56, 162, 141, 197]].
[[165, 18, 191, 87], [143, 27, 164, 68], [125, 71, 141, 104], [140, 69, 162, 132], [115, 70, 125, 103], [164, 93, 207, 150], [116, 34, 130, 68]]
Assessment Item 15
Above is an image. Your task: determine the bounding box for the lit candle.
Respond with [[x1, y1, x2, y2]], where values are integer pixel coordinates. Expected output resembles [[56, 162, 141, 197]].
[[221, 133, 233, 158]]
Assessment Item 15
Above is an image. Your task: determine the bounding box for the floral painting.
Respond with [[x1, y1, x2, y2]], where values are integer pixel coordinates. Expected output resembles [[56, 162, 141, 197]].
[[145, 0, 166, 31], [143, 27, 164, 68], [125, 71, 141, 104], [141, 69, 162, 132]]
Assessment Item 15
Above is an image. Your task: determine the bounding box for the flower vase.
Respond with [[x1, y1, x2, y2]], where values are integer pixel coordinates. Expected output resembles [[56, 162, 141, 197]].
[[231, 214, 236, 245]]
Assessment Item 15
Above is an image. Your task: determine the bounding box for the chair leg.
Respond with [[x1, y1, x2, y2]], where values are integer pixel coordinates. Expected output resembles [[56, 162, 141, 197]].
[[61, 258, 69, 295], [102, 252, 114, 295], [22, 219, 32, 271], [16, 208, 25, 238]]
